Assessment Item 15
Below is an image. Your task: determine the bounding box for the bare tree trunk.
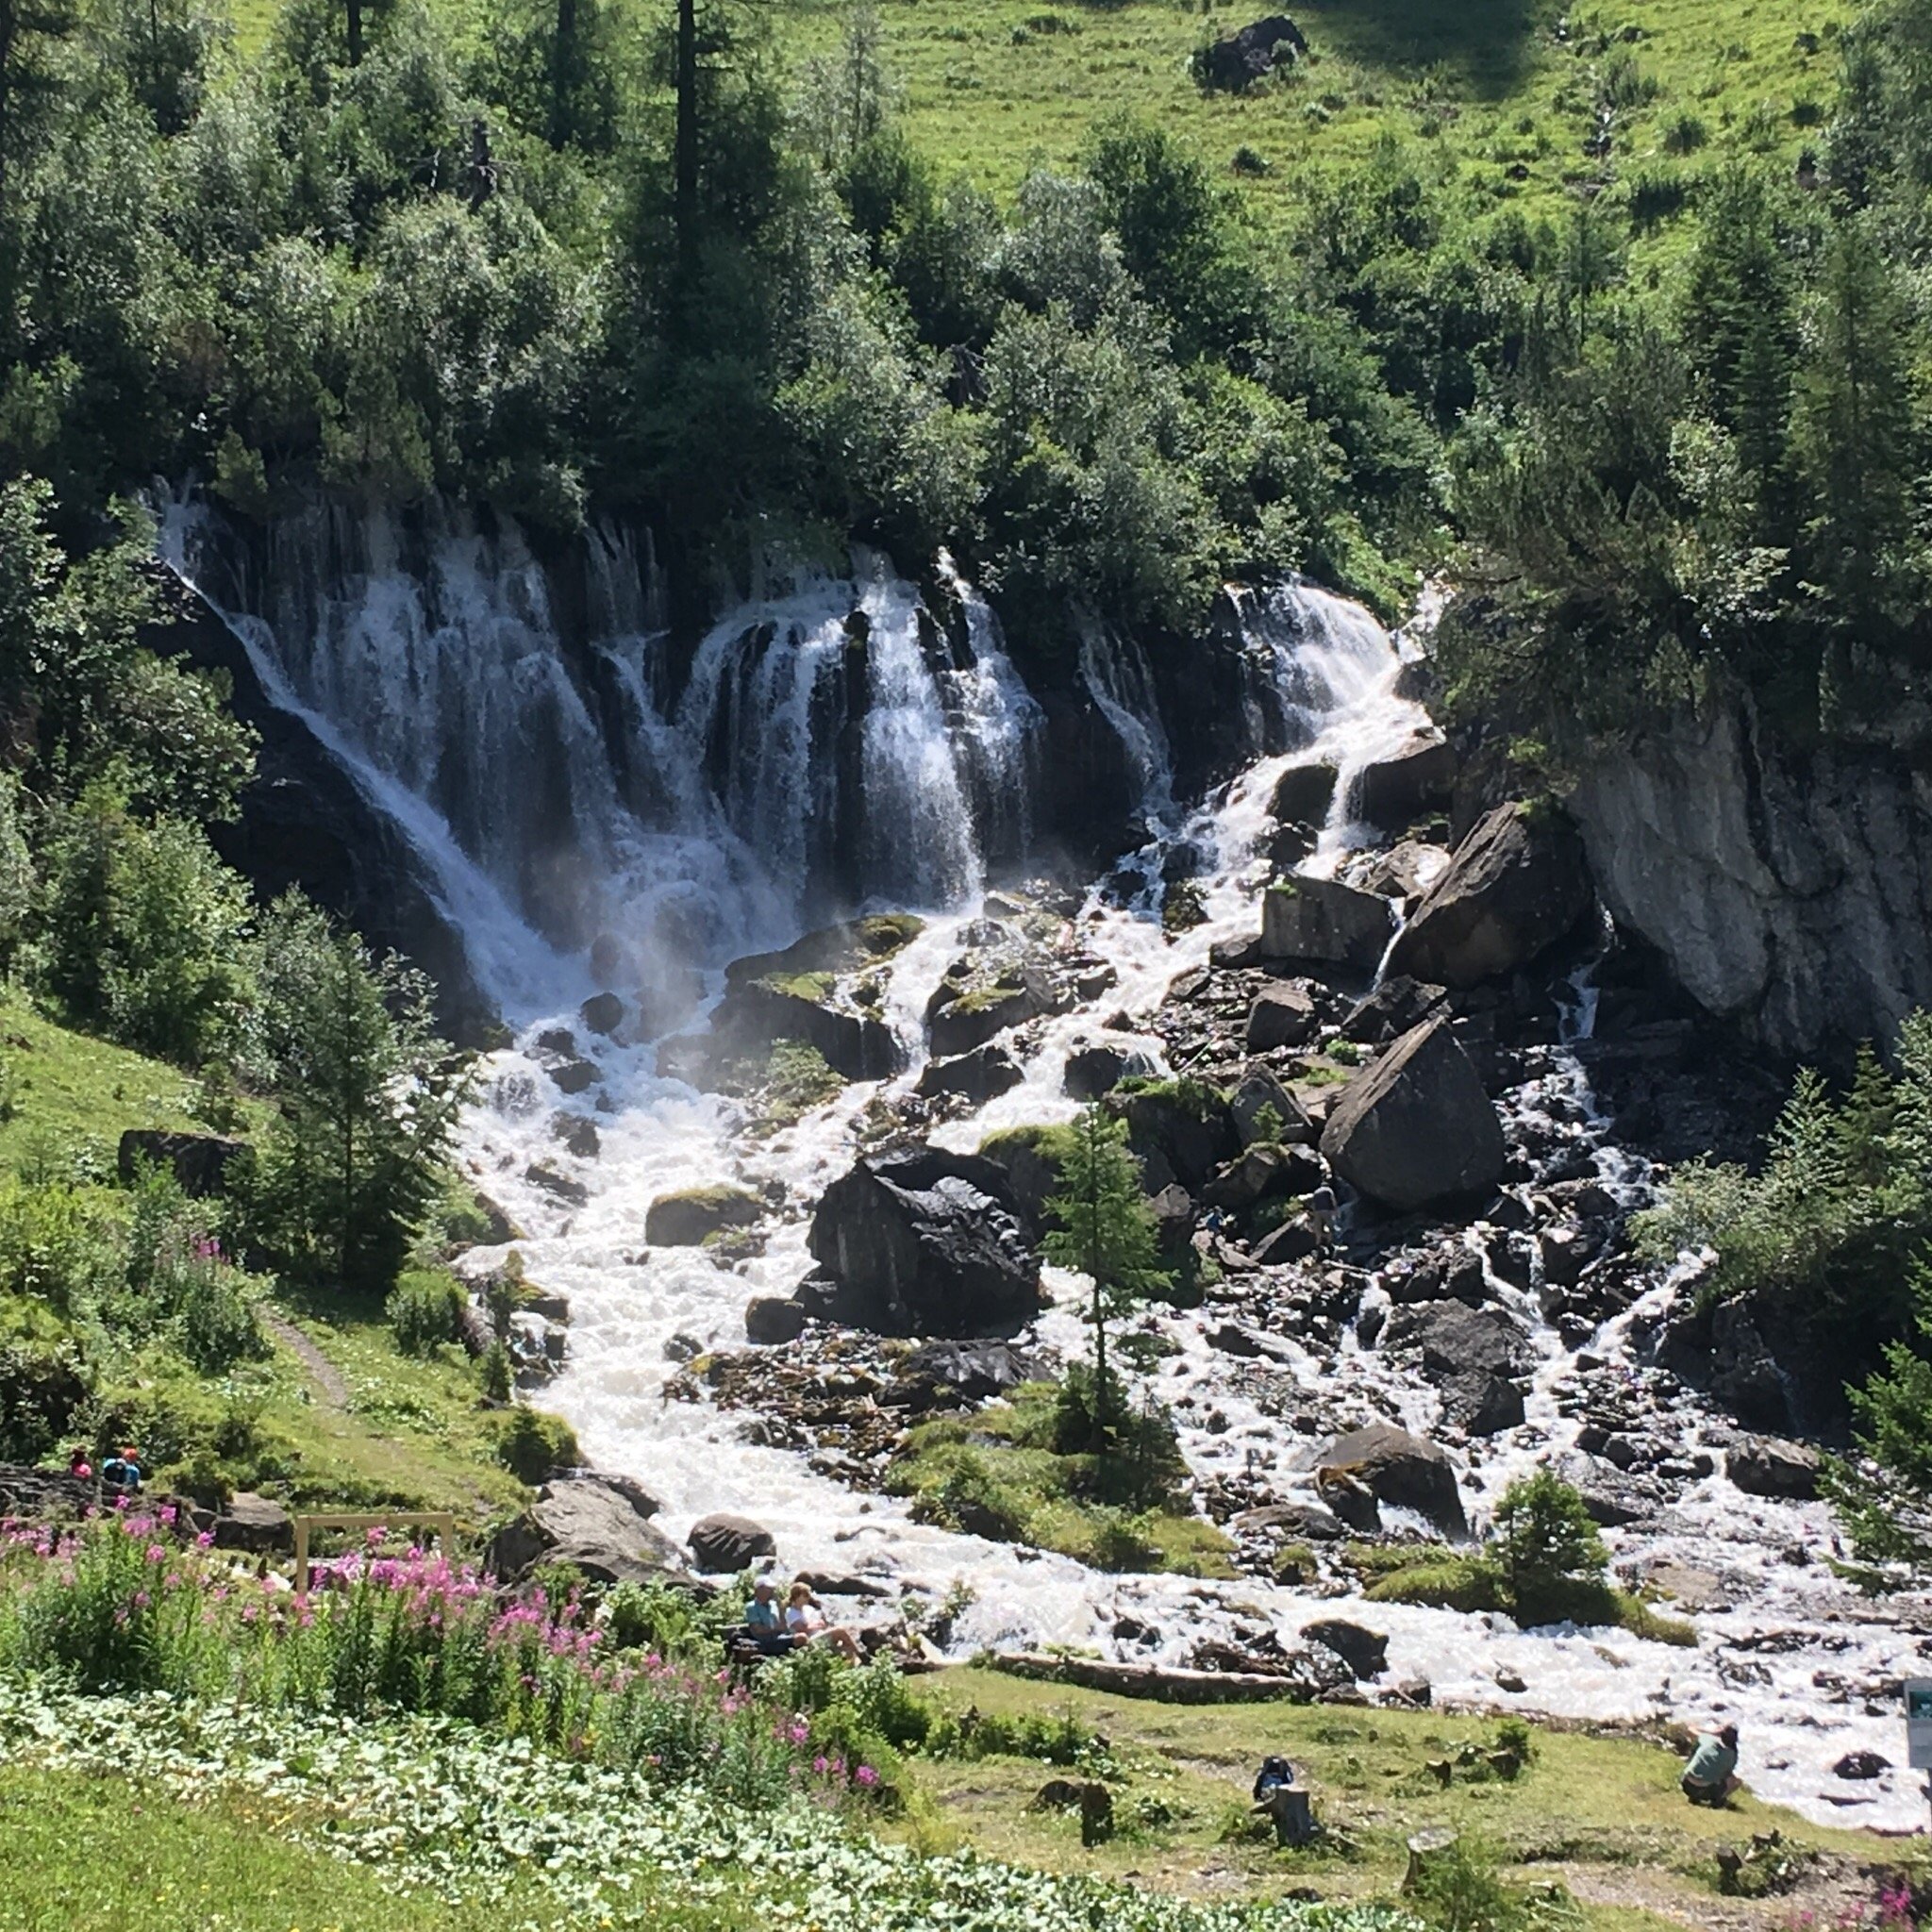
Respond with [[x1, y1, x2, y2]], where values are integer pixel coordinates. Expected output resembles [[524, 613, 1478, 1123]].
[[346, 0, 362, 66], [674, 0, 697, 292]]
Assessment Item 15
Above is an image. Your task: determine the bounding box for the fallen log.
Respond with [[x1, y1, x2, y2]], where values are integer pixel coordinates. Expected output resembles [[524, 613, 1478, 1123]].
[[984, 1651, 1317, 1705]]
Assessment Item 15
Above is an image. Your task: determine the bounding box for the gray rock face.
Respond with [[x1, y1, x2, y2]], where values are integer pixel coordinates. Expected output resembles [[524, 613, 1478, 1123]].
[[118, 1130, 246, 1198], [688, 1512, 777, 1574], [1309, 1423, 1468, 1537], [1319, 1019, 1505, 1212], [1571, 703, 1932, 1059], [1063, 1041, 1153, 1102], [1109, 1082, 1240, 1191], [1726, 1436, 1821, 1500], [808, 1149, 1042, 1336], [486, 1473, 686, 1586], [1260, 877, 1394, 973], [1386, 804, 1593, 990], [1381, 1299, 1528, 1379], [1201, 1141, 1324, 1210]]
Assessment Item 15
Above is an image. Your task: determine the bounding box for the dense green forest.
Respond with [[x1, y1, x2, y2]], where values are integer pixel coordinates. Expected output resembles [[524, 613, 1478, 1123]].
[[2, 0, 1930, 720]]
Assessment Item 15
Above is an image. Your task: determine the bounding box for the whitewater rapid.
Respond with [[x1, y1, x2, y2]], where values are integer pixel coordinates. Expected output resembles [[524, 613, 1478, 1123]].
[[160, 502, 1925, 1832]]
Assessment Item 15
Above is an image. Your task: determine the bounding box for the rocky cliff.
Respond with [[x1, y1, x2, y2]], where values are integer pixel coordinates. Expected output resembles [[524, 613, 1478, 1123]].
[[1571, 704, 1932, 1063]]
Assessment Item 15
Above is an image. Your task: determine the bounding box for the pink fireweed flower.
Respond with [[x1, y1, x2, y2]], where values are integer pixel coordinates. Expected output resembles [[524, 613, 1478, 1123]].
[[145, 1544, 168, 1564], [131, 1591, 150, 1608], [787, 1722, 809, 1746], [855, 1766, 879, 1788], [195, 1530, 214, 1549], [158, 1506, 177, 1526]]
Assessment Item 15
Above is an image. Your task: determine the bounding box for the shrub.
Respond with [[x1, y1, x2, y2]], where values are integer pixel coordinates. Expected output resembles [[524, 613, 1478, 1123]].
[[1491, 1471, 1607, 1624], [387, 1270, 464, 1357], [176, 1261, 264, 1374], [478, 1341, 512, 1402], [494, 1406, 579, 1483]]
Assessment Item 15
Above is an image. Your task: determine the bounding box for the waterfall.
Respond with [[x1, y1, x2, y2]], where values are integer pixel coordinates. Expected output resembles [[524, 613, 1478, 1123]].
[[159, 498, 1046, 1014], [1077, 616, 1174, 823]]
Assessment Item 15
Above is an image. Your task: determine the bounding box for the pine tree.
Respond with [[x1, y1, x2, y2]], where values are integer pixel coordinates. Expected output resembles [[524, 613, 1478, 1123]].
[[246, 898, 473, 1295], [1042, 1106, 1171, 1452], [1827, 1256, 1932, 1575], [1788, 224, 1916, 622]]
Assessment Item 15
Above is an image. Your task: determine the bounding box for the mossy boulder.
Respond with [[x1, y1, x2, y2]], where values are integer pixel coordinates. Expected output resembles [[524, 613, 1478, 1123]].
[[704, 920, 919, 1081], [645, 1184, 763, 1247]]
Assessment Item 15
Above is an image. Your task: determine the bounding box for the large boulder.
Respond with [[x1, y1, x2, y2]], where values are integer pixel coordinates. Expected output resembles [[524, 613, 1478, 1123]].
[[1319, 1019, 1505, 1212], [807, 1148, 1042, 1336], [703, 917, 920, 1082], [1246, 982, 1320, 1052], [645, 1186, 763, 1247], [1348, 729, 1456, 834], [1063, 1041, 1154, 1102], [1270, 760, 1340, 829], [918, 1043, 1024, 1105], [212, 1492, 292, 1554], [1201, 1141, 1324, 1210], [485, 1473, 688, 1586], [1310, 1423, 1468, 1537], [118, 1130, 246, 1198], [925, 929, 1065, 1058], [1260, 877, 1394, 974], [688, 1512, 777, 1574], [1108, 1080, 1241, 1191], [1380, 1299, 1528, 1379], [1387, 802, 1593, 990], [1727, 1436, 1821, 1500], [1302, 1618, 1389, 1680], [1196, 11, 1308, 91]]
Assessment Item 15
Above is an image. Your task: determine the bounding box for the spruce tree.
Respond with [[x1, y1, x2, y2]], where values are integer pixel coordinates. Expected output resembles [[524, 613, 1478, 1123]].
[[1828, 1257, 1932, 1575], [246, 897, 472, 1295], [1042, 1106, 1170, 1452]]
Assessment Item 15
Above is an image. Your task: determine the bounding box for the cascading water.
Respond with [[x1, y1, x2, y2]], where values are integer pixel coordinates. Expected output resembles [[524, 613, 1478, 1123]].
[[161, 501, 1044, 1005], [159, 503, 1921, 1831]]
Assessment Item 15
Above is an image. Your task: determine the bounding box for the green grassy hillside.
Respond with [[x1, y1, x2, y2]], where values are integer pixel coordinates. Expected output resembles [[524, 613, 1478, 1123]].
[[781, 0, 1840, 232]]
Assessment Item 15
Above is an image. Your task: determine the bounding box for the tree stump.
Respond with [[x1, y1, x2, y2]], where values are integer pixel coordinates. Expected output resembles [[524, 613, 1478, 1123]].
[[1403, 1828, 1459, 1892], [1258, 1785, 1317, 1846]]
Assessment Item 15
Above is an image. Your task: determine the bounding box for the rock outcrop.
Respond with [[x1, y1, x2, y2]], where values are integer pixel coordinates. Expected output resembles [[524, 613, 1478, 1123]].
[[1386, 803, 1593, 989], [1572, 703, 1932, 1059], [1350, 728, 1456, 833], [1319, 1019, 1505, 1212], [806, 1148, 1043, 1336], [1195, 12, 1308, 91], [688, 1512, 777, 1574]]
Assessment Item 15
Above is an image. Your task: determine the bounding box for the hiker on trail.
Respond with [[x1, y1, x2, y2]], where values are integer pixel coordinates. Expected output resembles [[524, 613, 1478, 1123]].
[[100, 1446, 142, 1494], [786, 1582, 864, 1662], [1251, 1756, 1317, 1845], [742, 1578, 800, 1656], [67, 1449, 92, 1481], [1681, 1723, 1741, 1806]]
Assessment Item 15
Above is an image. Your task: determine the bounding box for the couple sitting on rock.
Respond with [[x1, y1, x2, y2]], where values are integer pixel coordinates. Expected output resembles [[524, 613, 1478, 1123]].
[[743, 1578, 864, 1662]]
